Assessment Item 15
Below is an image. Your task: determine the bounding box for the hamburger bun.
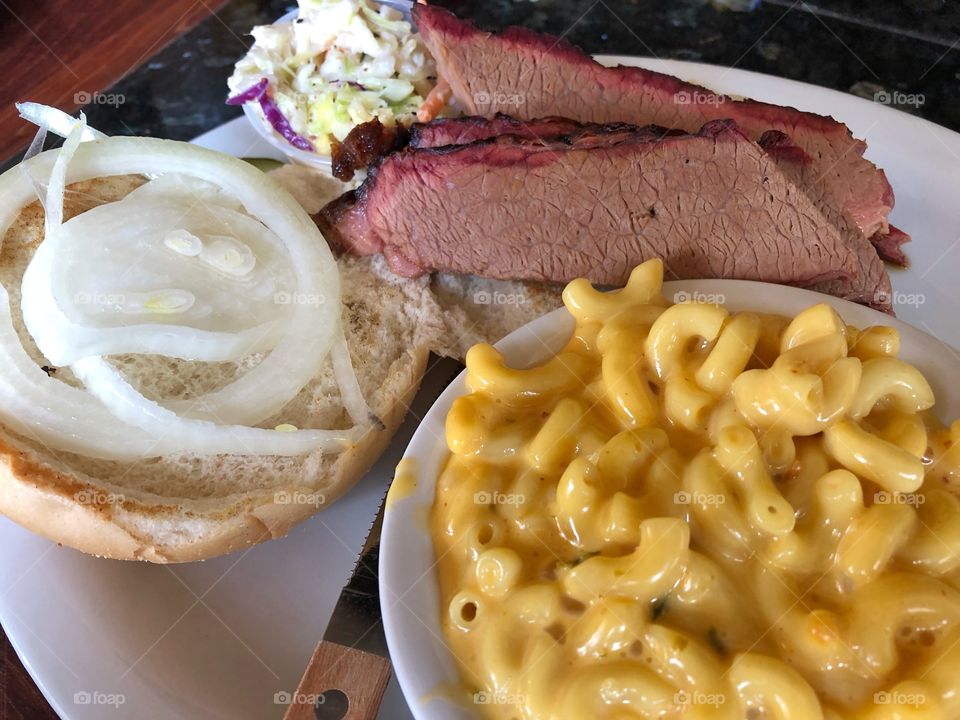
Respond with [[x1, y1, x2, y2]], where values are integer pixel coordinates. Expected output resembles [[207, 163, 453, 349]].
[[0, 172, 443, 562]]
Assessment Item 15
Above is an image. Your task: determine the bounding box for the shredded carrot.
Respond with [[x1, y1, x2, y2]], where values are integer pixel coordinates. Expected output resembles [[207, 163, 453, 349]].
[[418, 77, 451, 123]]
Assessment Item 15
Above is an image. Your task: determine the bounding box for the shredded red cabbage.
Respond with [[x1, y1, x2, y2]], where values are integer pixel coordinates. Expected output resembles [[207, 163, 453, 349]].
[[226, 78, 269, 106], [258, 92, 314, 152]]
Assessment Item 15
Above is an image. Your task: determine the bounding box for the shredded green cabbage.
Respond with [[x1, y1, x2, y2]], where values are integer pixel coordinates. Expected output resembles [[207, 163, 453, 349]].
[[228, 0, 436, 154]]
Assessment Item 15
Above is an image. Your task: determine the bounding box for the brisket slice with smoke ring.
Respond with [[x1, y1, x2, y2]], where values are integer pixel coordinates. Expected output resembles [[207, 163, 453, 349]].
[[330, 115, 609, 180], [755, 131, 892, 309], [341, 111, 907, 274], [408, 117, 893, 309], [409, 114, 583, 149], [412, 3, 906, 266], [318, 120, 872, 301]]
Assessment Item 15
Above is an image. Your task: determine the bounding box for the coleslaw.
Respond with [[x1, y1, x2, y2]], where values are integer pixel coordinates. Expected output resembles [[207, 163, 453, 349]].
[[228, 0, 436, 155]]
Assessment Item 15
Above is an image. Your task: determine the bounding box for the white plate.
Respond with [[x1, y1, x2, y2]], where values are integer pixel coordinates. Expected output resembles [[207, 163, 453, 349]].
[[2, 56, 959, 720], [380, 279, 960, 719]]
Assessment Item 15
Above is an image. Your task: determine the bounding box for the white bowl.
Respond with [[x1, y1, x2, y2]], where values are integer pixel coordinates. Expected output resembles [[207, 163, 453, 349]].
[[379, 278, 960, 720], [240, 102, 334, 173], [236, 9, 335, 172]]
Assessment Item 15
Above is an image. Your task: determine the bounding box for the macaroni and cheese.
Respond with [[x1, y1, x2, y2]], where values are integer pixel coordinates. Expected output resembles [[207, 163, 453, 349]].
[[431, 259, 960, 719]]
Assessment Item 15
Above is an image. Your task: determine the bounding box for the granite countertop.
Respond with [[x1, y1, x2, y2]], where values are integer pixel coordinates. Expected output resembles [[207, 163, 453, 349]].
[[81, 0, 960, 141]]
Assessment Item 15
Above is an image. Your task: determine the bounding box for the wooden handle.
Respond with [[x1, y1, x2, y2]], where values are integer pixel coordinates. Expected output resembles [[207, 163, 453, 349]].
[[283, 640, 391, 720]]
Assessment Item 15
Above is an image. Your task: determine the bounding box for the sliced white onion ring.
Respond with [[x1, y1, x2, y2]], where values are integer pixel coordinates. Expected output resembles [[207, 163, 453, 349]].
[[23, 195, 294, 363], [331, 327, 378, 426], [42, 111, 86, 233], [11, 136, 341, 426], [0, 285, 354, 459], [123, 172, 243, 211], [71, 356, 358, 455], [16, 102, 106, 142], [20, 125, 51, 216], [23, 122, 47, 162], [0, 286, 181, 461], [0, 120, 369, 457]]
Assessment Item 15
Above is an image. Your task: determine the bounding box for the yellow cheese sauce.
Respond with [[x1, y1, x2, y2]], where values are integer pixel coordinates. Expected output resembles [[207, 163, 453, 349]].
[[388, 456, 419, 510], [429, 260, 960, 719]]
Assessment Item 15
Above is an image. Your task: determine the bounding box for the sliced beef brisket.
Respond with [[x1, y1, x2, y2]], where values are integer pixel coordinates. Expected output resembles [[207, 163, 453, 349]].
[[318, 120, 880, 306], [412, 4, 907, 266]]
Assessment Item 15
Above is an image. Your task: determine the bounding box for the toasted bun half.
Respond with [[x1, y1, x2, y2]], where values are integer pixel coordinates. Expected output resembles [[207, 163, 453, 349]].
[[429, 272, 564, 359], [0, 172, 444, 562]]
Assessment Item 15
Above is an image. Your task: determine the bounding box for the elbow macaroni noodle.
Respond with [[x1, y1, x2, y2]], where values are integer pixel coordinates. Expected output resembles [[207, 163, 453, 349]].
[[430, 259, 960, 719]]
